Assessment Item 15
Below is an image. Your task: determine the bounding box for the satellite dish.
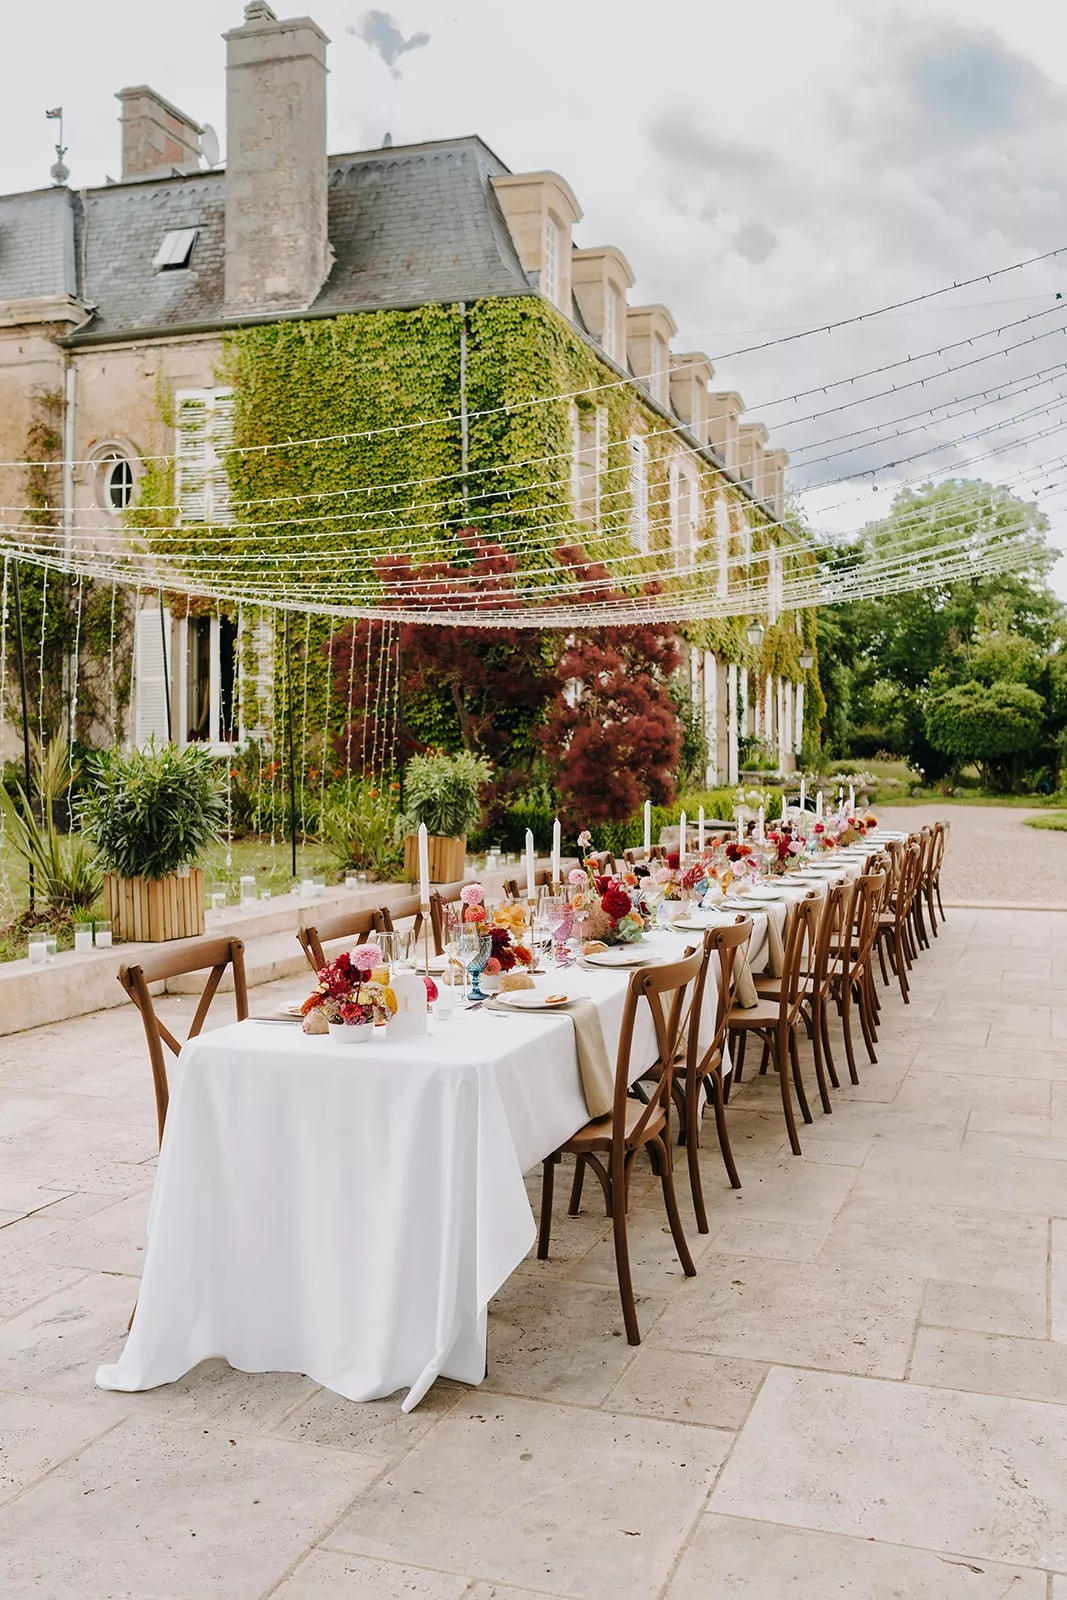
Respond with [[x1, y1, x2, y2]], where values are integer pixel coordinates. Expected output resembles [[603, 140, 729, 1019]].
[[200, 124, 221, 169]]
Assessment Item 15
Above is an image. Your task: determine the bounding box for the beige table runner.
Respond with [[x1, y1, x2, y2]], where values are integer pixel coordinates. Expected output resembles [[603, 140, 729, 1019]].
[[487, 995, 614, 1119]]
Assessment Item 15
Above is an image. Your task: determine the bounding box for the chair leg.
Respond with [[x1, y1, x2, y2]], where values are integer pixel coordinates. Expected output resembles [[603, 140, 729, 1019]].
[[788, 1026, 814, 1125], [776, 1027, 803, 1154], [840, 984, 860, 1085], [926, 885, 939, 937], [655, 1134, 697, 1278], [710, 1067, 742, 1189], [537, 1155, 556, 1259], [935, 879, 946, 922], [893, 930, 910, 1002], [877, 933, 891, 987], [856, 978, 878, 1064], [685, 1088, 709, 1233], [808, 996, 833, 1115], [611, 1172, 642, 1345], [820, 995, 840, 1089], [568, 1154, 586, 1216]]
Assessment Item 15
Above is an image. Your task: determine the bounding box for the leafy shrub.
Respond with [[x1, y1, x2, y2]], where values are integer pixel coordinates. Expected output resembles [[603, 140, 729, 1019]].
[[0, 734, 103, 911], [79, 740, 226, 879], [396, 750, 492, 839], [320, 782, 401, 876]]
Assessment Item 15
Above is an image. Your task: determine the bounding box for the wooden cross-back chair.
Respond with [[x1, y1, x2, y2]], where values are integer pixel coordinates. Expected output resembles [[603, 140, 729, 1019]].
[[926, 820, 948, 930], [586, 850, 617, 876], [503, 869, 554, 900], [427, 881, 468, 954], [756, 879, 852, 1115], [118, 936, 249, 1148], [726, 895, 819, 1155], [376, 892, 426, 951], [876, 842, 922, 1002], [624, 846, 667, 867], [297, 907, 381, 974], [674, 919, 753, 1231], [537, 948, 702, 1344]]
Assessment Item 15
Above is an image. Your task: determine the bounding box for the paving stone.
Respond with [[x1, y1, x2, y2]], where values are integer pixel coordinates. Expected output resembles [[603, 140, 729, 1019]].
[[711, 1367, 1067, 1569]]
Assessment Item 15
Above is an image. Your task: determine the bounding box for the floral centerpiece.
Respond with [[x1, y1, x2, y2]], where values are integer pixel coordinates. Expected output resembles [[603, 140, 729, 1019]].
[[459, 883, 535, 977], [764, 825, 806, 874], [301, 944, 398, 1031], [567, 864, 646, 945]]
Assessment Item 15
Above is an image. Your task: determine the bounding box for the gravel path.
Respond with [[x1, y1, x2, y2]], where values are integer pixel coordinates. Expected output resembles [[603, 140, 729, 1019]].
[[876, 802, 1067, 908]]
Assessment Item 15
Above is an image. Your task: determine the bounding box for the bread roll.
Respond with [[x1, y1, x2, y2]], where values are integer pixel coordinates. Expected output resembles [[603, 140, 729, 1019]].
[[499, 971, 535, 992]]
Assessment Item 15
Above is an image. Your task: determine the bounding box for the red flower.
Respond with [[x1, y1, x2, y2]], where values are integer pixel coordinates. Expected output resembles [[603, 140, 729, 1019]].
[[422, 976, 438, 1003], [601, 885, 633, 921], [666, 851, 680, 871]]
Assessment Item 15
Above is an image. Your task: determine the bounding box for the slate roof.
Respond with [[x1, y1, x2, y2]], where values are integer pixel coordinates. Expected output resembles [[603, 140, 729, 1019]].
[[0, 137, 533, 343]]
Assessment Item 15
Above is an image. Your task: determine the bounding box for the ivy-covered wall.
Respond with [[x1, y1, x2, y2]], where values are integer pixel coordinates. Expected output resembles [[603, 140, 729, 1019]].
[[127, 293, 821, 768]]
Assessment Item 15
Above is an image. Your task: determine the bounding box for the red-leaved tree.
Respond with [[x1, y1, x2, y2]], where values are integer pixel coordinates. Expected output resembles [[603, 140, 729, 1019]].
[[330, 535, 557, 782], [538, 545, 682, 825]]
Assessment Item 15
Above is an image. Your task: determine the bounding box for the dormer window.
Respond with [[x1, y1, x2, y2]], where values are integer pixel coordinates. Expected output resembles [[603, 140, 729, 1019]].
[[153, 227, 198, 271]]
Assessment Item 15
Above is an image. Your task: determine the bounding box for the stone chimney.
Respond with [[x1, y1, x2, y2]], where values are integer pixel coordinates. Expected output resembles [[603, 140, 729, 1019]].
[[223, 3, 332, 316], [115, 86, 202, 180]]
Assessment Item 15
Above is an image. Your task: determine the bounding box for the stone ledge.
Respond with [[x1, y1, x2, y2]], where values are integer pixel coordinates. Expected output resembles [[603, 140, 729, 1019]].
[[0, 869, 522, 1036]]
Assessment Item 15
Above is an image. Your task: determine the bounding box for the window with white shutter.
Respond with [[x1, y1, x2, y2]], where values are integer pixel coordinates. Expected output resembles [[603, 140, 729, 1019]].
[[716, 497, 730, 597], [175, 387, 235, 524], [134, 604, 171, 747], [629, 436, 649, 552]]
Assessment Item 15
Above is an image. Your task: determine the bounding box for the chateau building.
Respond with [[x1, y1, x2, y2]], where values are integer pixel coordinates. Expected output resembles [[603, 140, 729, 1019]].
[[0, 2, 813, 781]]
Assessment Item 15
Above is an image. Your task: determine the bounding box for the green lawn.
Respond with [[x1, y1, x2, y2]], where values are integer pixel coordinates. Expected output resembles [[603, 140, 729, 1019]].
[[1024, 812, 1067, 832]]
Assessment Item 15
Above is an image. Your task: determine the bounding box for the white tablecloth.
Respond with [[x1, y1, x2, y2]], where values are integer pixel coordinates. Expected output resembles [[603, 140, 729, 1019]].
[[96, 930, 722, 1411]]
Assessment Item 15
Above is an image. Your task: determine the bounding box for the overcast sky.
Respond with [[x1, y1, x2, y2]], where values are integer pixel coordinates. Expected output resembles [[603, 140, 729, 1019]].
[[5, 0, 1067, 597]]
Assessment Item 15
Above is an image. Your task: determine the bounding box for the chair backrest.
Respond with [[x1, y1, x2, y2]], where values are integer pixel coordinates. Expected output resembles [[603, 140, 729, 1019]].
[[810, 879, 851, 992], [689, 920, 752, 1083], [587, 850, 617, 876], [930, 820, 947, 878], [623, 846, 667, 867], [428, 880, 467, 954], [610, 947, 703, 1170], [853, 870, 887, 974], [118, 935, 248, 1146], [896, 842, 923, 923], [298, 907, 380, 974], [503, 869, 554, 900], [778, 896, 819, 1026], [377, 892, 425, 949]]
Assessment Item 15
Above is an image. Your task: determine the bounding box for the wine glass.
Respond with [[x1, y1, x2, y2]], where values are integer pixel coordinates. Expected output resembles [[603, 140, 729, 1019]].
[[458, 928, 493, 1002]]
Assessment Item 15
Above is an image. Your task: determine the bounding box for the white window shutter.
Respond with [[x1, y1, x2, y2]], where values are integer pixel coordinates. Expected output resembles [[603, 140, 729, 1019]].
[[209, 389, 236, 524], [175, 393, 208, 524], [134, 606, 171, 746], [629, 436, 648, 551], [716, 497, 730, 597]]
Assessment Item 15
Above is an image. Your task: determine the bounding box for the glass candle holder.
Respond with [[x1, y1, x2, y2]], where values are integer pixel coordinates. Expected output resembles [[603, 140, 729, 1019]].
[[45, 936, 58, 962], [74, 923, 94, 954], [94, 921, 112, 949], [259, 888, 272, 901], [208, 884, 226, 913], [239, 874, 257, 908], [28, 937, 48, 965], [344, 874, 359, 890]]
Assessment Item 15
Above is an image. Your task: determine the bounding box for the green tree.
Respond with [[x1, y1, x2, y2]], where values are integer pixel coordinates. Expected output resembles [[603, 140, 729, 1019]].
[[924, 679, 1046, 791]]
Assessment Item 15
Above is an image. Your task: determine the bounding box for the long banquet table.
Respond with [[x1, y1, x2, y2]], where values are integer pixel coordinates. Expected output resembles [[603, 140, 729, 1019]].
[[95, 844, 887, 1412]]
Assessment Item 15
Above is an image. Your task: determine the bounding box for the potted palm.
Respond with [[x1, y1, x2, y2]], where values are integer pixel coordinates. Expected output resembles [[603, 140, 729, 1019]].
[[396, 750, 491, 885], [79, 741, 226, 942]]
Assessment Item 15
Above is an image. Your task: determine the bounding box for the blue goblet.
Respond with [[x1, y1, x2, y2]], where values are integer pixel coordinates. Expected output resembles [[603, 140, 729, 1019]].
[[460, 930, 494, 1002]]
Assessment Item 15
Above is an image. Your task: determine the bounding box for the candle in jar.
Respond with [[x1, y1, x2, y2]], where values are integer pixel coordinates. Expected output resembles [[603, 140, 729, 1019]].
[[551, 816, 561, 885], [643, 799, 651, 855], [417, 822, 430, 907], [525, 829, 535, 901], [74, 927, 93, 954], [678, 811, 687, 860]]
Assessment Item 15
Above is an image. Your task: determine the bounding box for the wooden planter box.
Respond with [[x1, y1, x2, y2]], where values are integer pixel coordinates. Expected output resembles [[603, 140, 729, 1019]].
[[403, 833, 466, 886], [104, 869, 205, 943]]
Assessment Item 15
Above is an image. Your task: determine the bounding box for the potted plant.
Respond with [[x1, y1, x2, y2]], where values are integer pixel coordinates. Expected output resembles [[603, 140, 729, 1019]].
[[396, 750, 491, 885], [78, 741, 226, 942]]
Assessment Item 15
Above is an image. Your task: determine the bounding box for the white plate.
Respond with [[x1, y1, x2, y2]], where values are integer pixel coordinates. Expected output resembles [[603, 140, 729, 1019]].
[[496, 990, 570, 1009], [583, 947, 651, 968], [275, 1001, 307, 1018]]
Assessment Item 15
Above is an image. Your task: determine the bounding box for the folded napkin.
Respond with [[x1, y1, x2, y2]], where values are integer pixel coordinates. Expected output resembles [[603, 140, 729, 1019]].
[[486, 995, 614, 1118]]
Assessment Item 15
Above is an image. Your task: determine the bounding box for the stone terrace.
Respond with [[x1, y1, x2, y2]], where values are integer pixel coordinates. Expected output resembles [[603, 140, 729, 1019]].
[[0, 905, 1065, 1597]]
